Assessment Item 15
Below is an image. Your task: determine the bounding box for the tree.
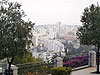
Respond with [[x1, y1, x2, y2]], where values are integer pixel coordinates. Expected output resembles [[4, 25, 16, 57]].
[[14, 52, 43, 64], [0, 0, 34, 75], [77, 4, 100, 73]]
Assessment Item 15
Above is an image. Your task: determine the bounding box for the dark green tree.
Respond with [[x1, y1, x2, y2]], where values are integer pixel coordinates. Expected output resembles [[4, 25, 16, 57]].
[[77, 4, 100, 73], [0, 0, 34, 75]]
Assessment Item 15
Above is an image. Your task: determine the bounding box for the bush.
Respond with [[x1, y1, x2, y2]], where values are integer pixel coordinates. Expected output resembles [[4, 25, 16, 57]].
[[63, 55, 88, 68], [51, 67, 72, 75]]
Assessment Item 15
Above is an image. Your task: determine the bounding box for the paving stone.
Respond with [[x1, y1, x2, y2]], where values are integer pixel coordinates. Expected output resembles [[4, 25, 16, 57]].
[[71, 66, 100, 75]]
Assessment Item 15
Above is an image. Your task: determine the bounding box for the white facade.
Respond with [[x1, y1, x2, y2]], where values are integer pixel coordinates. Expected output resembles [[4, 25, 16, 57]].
[[32, 30, 38, 46], [44, 40, 65, 52], [35, 26, 47, 36], [49, 25, 57, 39], [65, 25, 79, 35]]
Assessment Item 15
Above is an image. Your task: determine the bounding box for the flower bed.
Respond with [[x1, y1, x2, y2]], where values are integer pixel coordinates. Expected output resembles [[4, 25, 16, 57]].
[[63, 55, 88, 68]]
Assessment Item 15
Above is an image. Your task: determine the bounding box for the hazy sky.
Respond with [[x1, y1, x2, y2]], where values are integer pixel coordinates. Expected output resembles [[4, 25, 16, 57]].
[[10, 0, 100, 25]]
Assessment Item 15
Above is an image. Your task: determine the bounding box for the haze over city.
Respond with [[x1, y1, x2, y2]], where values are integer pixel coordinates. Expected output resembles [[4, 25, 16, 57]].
[[10, 0, 100, 25], [1, 0, 100, 75]]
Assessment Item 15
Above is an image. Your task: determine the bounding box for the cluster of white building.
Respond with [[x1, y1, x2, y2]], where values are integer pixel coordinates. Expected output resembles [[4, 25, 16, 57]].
[[31, 22, 80, 63]]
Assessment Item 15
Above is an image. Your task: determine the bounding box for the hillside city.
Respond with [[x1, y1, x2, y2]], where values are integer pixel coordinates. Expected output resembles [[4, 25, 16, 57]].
[[31, 22, 83, 62], [0, 0, 100, 75]]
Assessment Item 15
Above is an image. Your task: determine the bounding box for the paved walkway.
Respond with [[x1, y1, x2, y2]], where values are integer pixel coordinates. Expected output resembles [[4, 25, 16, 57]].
[[71, 66, 100, 75]]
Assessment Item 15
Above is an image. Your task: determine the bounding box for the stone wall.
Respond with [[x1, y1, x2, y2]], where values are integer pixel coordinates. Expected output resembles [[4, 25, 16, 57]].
[[88, 51, 96, 67]]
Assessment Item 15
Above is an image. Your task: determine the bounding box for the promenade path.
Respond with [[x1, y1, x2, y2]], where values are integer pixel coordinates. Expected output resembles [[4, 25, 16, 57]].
[[71, 66, 100, 75]]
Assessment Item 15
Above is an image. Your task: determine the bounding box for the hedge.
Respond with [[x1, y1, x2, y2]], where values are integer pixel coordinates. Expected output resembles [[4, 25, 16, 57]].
[[51, 67, 72, 75]]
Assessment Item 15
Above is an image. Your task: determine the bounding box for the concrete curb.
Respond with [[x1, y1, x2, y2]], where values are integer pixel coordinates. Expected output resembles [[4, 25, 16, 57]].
[[72, 65, 89, 71]]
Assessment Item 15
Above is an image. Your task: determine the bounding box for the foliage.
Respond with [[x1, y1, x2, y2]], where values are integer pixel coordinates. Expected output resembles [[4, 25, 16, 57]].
[[63, 55, 88, 68], [21, 52, 36, 64], [14, 52, 43, 64], [75, 45, 93, 55], [51, 67, 72, 75], [77, 4, 100, 46], [76, 4, 100, 72], [63, 40, 74, 51], [0, 0, 34, 74], [63, 40, 92, 56], [62, 40, 75, 56], [63, 56, 69, 62]]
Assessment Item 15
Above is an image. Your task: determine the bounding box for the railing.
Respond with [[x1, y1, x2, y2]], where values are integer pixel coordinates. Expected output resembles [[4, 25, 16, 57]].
[[16, 63, 54, 75], [63, 55, 89, 68]]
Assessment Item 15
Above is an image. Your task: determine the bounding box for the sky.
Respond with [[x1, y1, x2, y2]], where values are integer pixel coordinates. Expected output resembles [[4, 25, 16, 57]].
[[9, 0, 100, 25]]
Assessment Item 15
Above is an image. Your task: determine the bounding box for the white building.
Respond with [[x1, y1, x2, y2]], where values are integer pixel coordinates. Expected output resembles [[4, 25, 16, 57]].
[[44, 40, 65, 52], [49, 25, 57, 39], [65, 25, 79, 36], [56, 21, 61, 37], [32, 30, 38, 46], [35, 25, 47, 37]]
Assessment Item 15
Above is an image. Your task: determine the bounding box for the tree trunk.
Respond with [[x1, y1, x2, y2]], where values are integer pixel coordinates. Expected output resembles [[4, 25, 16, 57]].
[[97, 45, 100, 73], [8, 63, 11, 75], [7, 57, 14, 75]]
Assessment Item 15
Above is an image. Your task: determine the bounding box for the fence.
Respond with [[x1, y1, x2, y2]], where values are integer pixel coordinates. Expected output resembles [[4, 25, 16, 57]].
[[16, 63, 54, 75]]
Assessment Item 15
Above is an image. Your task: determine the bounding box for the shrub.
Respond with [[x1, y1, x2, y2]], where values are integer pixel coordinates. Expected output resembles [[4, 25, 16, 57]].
[[51, 67, 72, 75], [63, 55, 88, 68]]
